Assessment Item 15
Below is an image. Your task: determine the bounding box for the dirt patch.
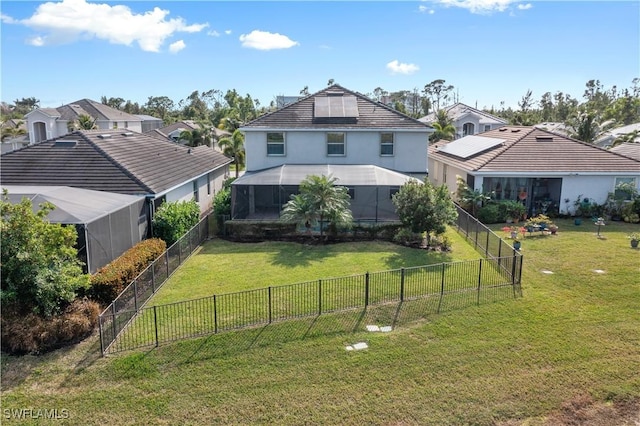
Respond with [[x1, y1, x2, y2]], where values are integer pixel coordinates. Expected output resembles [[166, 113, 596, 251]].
[[498, 394, 640, 425]]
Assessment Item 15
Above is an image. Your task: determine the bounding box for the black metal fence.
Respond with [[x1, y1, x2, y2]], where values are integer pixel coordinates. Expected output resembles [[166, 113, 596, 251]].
[[102, 254, 521, 354], [453, 204, 524, 285], [98, 215, 212, 355], [99, 204, 523, 356]]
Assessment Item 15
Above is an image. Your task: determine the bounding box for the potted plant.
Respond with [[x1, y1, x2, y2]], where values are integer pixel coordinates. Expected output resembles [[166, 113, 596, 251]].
[[629, 232, 640, 248], [512, 236, 522, 251], [548, 223, 558, 235]]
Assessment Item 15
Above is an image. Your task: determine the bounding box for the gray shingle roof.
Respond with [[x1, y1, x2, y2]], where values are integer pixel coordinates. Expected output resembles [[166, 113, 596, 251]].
[[1, 130, 232, 195], [609, 142, 640, 161], [242, 84, 432, 131], [429, 126, 640, 173]]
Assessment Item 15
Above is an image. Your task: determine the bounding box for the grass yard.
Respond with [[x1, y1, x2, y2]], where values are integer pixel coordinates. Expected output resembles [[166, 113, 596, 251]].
[[1, 220, 639, 425]]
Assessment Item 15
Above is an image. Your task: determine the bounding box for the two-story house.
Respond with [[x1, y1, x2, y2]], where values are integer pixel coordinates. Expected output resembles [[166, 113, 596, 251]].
[[232, 85, 433, 221], [419, 103, 507, 139], [25, 99, 162, 144]]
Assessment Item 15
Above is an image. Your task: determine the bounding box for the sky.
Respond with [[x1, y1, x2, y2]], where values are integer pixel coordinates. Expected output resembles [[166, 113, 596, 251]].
[[1, 0, 639, 112]]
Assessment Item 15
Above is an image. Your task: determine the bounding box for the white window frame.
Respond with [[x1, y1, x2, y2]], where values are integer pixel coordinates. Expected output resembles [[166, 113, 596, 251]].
[[267, 132, 286, 156], [380, 132, 394, 156], [614, 177, 637, 200], [462, 122, 475, 136], [327, 132, 346, 156]]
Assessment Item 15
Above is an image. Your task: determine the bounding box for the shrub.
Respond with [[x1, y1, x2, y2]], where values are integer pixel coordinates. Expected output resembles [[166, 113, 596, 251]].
[[497, 200, 526, 221], [477, 204, 503, 224], [393, 227, 424, 246], [89, 238, 166, 305], [1, 298, 101, 355], [152, 199, 200, 246]]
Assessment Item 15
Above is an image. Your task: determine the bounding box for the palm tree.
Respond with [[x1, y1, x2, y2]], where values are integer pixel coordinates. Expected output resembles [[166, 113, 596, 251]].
[[609, 130, 640, 148], [429, 109, 456, 142], [565, 110, 614, 143], [218, 129, 245, 178], [1, 126, 26, 142], [72, 114, 97, 130], [281, 174, 352, 238]]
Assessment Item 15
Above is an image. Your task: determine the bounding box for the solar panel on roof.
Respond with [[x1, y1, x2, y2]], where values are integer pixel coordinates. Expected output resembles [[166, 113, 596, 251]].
[[314, 96, 359, 118], [438, 135, 505, 159]]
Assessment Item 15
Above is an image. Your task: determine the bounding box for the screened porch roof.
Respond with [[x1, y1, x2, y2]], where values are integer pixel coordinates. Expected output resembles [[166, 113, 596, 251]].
[[232, 164, 420, 187]]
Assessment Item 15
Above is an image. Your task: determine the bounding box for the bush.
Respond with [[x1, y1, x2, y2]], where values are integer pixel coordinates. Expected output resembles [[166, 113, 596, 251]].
[[224, 221, 298, 241], [393, 227, 424, 246], [1, 298, 101, 355], [152, 199, 200, 246], [497, 200, 526, 221], [89, 238, 166, 305], [477, 204, 503, 224]]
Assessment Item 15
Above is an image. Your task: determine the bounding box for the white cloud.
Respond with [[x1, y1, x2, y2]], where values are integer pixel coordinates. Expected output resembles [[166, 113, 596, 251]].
[[225, 30, 232, 35], [517, 3, 532, 10], [169, 40, 185, 53], [429, 0, 519, 14], [10, 0, 208, 52], [208, 30, 220, 37], [239, 30, 299, 50], [386, 60, 420, 75], [1, 13, 18, 24], [418, 5, 436, 14]]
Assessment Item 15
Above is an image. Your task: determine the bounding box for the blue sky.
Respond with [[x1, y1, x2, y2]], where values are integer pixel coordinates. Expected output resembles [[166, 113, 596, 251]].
[[1, 0, 638, 111]]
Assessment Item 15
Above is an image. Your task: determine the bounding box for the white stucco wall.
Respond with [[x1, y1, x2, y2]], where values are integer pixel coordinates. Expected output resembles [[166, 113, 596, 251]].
[[561, 174, 640, 215], [164, 165, 229, 216], [244, 130, 428, 173], [428, 157, 468, 197], [26, 110, 57, 144]]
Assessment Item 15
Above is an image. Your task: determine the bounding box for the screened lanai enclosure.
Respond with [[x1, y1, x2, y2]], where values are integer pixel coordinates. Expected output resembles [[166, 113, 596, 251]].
[[482, 177, 563, 216], [3, 186, 147, 274], [231, 164, 420, 223]]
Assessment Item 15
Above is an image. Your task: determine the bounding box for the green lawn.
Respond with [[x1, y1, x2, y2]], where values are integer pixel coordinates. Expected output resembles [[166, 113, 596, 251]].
[[1, 219, 639, 425]]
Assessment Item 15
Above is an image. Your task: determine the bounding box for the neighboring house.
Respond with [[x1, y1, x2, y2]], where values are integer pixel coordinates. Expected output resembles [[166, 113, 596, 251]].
[[25, 99, 161, 144], [2, 185, 146, 274], [136, 114, 164, 133], [594, 122, 640, 148], [233, 84, 432, 220], [418, 103, 507, 139], [1, 129, 233, 226], [533, 122, 570, 136], [1, 118, 29, 153], [428, 126, 640, 216], [609, 142, 640, 161]]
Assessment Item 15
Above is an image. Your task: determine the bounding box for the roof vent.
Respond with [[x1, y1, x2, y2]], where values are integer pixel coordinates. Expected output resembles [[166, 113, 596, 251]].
[[122, 132, 134, 136], [326, 90, 344, 96], [511, 129, 521, 133], [498, 128, 508, 132], [536, 136, 554, 142], [98, 134, 112, 139], [54, 140, 77, 148]]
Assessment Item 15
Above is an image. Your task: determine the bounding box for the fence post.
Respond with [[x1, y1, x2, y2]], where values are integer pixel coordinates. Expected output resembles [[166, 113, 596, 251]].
[[166, 250, 170, 278], [485, 231, 490, 257], [438, 263, 445, 313], [477, 259, 483, 306], [154, 305, 159, 347], [498, 239, 502, 268], [318, 279, 322, 316], [365, 272, 370, 307], [134, 280, 139, 312], [517, 254, 524, 297], [474, 220, 479, 248], [99, 315, 105, 356], [268, 286, 272, 324], [111, 303, 117, 343], [213, 295, 218, 334], [400, 268, 405, 302]]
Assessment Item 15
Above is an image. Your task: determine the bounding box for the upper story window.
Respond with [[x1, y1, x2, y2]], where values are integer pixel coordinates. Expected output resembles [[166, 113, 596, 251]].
[[484, 125, 491, 132], [327, 132, 346, 156], [380, 132, 394, 156], [193, 180, 199, 202], [267, 132, 285, 156], [462, 123, 475, 136]]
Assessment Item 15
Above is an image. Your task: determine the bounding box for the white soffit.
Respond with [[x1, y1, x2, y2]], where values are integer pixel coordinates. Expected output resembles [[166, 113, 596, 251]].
[[438, 135, 505, 159]]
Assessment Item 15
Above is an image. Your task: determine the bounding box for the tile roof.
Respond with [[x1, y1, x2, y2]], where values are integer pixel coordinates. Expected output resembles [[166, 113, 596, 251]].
[[242, 84, 432, 131], [158, 120, 202, 135], [429, 126, 640, 173], [28, 99, 142, 122], [609, 143, 640, 161], [1, 129, 232, 195], [419, 103, 507, 125]]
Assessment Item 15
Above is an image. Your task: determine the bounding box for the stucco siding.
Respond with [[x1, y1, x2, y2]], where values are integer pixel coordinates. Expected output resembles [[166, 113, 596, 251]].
[[245, 130, 427, 173]]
